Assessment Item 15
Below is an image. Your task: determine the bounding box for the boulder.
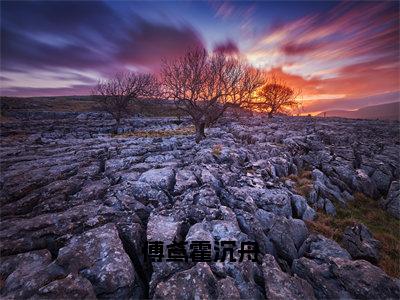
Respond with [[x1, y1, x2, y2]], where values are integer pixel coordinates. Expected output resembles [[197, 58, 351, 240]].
[[33, 273, 97, 299], [55, 223, 141, 298], [0, 250, 55, 298], [147, 214, 182, 244], [324, 198, 336, 216], [353, 169, 378, 198], [291, 194, 316, 220], [257, 189, 292, 218], [302, 206, 317, 221], [293, 257, 400, 299], [381, 180, 400, 219], [262, 254, 315, 300], [291, 194, 307, 219], [371, 166, 392, 194], [298, 234, 351, 262], [153, 263, 225, 299], [267, 217, 309, 263], [174, 169, 198, 195], [138, 167, 175, 191], [341, 223, 380, 264], [130, 181, 170, 207]]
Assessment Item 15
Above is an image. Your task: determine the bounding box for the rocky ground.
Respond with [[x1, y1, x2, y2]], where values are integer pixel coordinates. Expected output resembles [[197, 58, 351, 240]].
[[1, 110, 399, 299]]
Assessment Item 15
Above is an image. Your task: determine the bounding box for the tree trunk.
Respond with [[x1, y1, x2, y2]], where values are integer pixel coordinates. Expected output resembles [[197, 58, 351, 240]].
[[195, 122, 206, 143], [268, 111, 274, 118]]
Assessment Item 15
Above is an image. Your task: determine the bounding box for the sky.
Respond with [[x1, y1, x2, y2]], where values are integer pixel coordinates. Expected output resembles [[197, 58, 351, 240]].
[[1, 0, 399, 114]]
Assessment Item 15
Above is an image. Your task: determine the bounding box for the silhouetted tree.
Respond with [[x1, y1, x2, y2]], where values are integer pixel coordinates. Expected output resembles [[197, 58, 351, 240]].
[[92, 72, 159, 133], [255, 75, 301, 118], [161, 47, 262, 142]]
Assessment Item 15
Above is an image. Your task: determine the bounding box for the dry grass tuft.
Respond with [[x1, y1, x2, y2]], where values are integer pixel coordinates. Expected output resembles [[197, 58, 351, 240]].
[[114, 126, 195, 138], [306, 192, 400, 277], [288, 170, 313, 197], [212, 144, 223, 157]]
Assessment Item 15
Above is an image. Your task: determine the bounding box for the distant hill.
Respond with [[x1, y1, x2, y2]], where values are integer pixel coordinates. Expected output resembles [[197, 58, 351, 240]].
[[317, 102, 400, 121]]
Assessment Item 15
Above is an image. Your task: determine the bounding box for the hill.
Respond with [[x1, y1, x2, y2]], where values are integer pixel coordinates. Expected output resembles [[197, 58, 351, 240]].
[[318, 102, 400, 120]]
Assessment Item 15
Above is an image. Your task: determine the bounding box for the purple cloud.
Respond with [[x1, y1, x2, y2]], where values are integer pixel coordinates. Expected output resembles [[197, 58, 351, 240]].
[[1, 1, 204, 78], [213, 39, 239, 55]]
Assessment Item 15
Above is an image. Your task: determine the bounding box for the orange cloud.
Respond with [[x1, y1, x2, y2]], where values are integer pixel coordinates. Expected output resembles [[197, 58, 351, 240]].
[[245, 2, 399, 112]]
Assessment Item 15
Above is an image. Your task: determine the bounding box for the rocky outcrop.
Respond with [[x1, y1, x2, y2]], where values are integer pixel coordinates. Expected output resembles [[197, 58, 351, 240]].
[[1, 113, 399, 299], [381, 180, 400, 219], [262, 254, 315, 300], [341, 223, 381, 264], [292, 257, 400, 299]]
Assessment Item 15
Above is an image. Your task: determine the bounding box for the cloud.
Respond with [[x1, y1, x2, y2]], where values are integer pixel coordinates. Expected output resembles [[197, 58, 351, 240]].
[[301, 91, 400, 114], [1, 1, 204, 95], [212, 2, 235, 20], [281, 42, 319, 56], [246, 1, 399, 110], [117, 17, 203, 71], [213, 39, 240, 55], [262, 67, 322, 97], [1, 1, 119, 72], [0, 84, 94, 97]]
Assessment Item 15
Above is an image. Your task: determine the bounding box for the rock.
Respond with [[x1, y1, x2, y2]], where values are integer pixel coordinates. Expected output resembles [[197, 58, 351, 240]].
[[0, 250, 54, 298], [353, 169, 378, 198], [1, 112, 399, 299], [291, 194, 307, 219], [293, 257, 400, 299], [257, 189, 293, 218], [185, 222, 214, 244], [217, 277, 241, 300], [302, 206, 317, 221], [153, 263, 221, 299], [298, 234, 351, 262], [174, 169, 198, 195], [290, 194, 316, 221], [210, 260, 265, 299], [371, 166, 392, 194], [342, 223, 381, 264], [381, 180, 400, 219], [324, 198, 336, 216], [1, 224, 140, 299], [138, 167, 175, 191], [200, 168, 220, 189], [307, 189, 318, 205], [55, 223, 141, 298], [130, 181, 170, 207], [0, 203, 135, 256], [33, 273, 97, 299], [312, 169, 347, 205], [262, 254, 316, 300], [147, 214, 182, 244], [235, 209, 275, 255], [267, 217, 309, 263]]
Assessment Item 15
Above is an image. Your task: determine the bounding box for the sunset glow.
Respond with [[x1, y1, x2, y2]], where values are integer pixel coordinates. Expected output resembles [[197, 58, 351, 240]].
[[1, 1, 399, 114]]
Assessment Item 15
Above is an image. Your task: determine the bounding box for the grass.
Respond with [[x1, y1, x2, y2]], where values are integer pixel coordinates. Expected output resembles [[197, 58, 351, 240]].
[[288, 170, 399, 277], [113, 126, 195, 138], [1, 96, 101, 112], [211, 144, 223, 157], [288, 170, 313, 197], [306, 192, 400, 277], [1, 96, 185, 117]]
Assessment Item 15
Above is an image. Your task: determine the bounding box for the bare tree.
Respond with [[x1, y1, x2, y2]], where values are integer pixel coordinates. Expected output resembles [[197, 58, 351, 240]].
[[92, 72, 159, 133], [254, 75, 301, 118], [161, 47, 262, 142]]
